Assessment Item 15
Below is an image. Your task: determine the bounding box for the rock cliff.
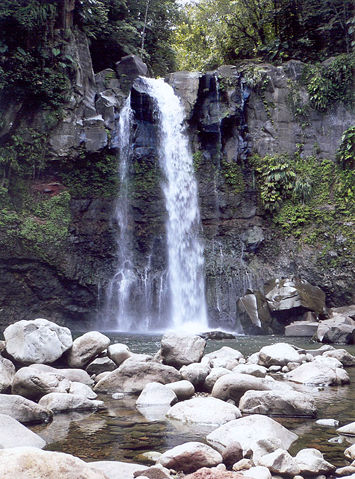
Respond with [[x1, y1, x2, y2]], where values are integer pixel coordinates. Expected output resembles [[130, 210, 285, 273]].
[[0, 32, 353, 330]]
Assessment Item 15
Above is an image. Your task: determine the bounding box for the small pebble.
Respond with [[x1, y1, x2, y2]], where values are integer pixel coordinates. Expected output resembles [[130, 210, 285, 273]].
[[316, 419, 339, 427]]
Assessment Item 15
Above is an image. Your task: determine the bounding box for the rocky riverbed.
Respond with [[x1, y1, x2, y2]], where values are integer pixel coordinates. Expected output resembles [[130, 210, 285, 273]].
[[0, 318, 355, 479]]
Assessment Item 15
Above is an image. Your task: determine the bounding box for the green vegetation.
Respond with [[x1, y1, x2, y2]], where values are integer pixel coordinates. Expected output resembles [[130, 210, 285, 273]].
[[221, 159, 245, 194], [250, 148, 355, 264], [173, 0, 353, 70]]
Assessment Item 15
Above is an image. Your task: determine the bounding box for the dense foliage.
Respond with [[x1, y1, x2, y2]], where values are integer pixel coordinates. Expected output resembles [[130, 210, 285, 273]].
[[173, 0, 354, 70]]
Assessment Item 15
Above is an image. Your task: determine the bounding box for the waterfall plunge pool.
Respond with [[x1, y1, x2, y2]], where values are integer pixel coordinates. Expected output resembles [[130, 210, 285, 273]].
[[30, 335, 355, 468]]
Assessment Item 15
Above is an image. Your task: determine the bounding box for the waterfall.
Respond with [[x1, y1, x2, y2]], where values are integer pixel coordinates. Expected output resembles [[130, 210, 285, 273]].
[[102, 78, 208, 333], [142, 77, 208, 332]]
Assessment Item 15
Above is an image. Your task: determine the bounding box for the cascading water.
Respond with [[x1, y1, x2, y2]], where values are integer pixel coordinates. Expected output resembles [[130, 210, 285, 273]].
[[142, 77, 208, 332], [102, 78, 208, 332]]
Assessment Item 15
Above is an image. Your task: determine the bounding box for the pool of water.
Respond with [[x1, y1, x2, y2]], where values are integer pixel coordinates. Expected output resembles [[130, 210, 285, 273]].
[[30, 335, 355, 467]]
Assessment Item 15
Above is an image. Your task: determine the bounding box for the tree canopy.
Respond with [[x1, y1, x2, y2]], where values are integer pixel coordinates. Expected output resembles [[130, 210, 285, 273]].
[[172, 0, 354, 71]]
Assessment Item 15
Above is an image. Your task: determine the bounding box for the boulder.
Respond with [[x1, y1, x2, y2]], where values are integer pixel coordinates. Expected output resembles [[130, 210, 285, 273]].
[[232, 364, 267, 378], [285, 321, 319, 337], [38, 392, 104, 413], [0, 394, 52, 424], [345, 444, 355, 461], [185, 468, 247, 478], [4, 318, 72, 365], [294, 448, 335, 474], [239, 389, 317, 417], [167, 71, 200, 119], [107, 343, 132, 366], [69, 381, 97, 399], [211, 373, 286, 403], [264, 278, 326, 318], [157, 442, 223, 473], [202, 347, 243, 370], [0, 356, 15, 392], [258, 343, 301, 367], [0, 414, 46, 449], [206, 415, 298, 457], [0, 447, 107, 478], [86, 357, 117, 375], [285, 356, 350, 386], [167, 397, 241, 426], [180, 363, 210, 389], [94, 357, 181, 394], [90, 460, 147, 479], [240, 466, 271, 479], [316, 314, 355, 344], [12, 366, 71, 401], [136, 382, 177, 407], [204, 368, 231, 392], [323, 348, 355, 366], [133, 464, 172, 478], [222, 442, 244, 469], [256, 448, 300, 475], [165, 380, 195, 400], [161, 334, 206, 368], [337, 421, 355, 436], [116, 54, 148, 94], [28, 364, 93, 385], [67, 331, 110, 368], [238, 291, 272, 334]]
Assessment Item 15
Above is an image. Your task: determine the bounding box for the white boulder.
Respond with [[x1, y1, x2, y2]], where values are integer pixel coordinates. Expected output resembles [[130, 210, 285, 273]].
[[136, 382, 177, 407], [167, 396, 241, 425], [12, 366, 70, 401], [0, 394, 52, 424], [256, 448, 300, 475], [107, 343, 132, 366], [67, 331, 110, 368], [202, 346, 244, 370], [285, 356, 350, 386], [0, 414, 46, 449], [4, 318, 72, 364], [160, 334, 206, 367], [294, 448, 335, 474], [337, 422, 355, 436], [38, 392, 105, 413], [0, 356, 15, 392], [258, 343, 301, 367], [165, 380, 195, 400]]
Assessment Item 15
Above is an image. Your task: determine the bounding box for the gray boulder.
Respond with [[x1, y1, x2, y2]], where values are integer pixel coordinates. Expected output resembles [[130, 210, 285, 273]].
[[238, 291, 272, 334], [28, 364, 93, 385], [0, 447, 108, 478], [136, 382, 178, 407], [69, 381, 97, 399], [167, 71, 201, 119], [211, 373, 287, 403], [107, 343, 132, 366], [39, 393, 105, 413], [0, 394, 52, 424], [323, 348, 355, 366], [206, 414, 298, 457], [0, 355, 15, 392], [285, 321, 319, 337], [316, 314, 355, 344], [232, 364, 267, 378], [167, 396, 241, 426], [294, 448, 335, 474], [285, 356, 350, 386], [94, 357, 181, 394], [201, 346, 243, 369], [161, 334, 206, 368], [115, 54, 148, 94], [204, 367, 231, 392], [67, 331, 110, 368], [256, 448, 300, 475], [180, 363, 210, 389], [12, 367, 71, 401], [89, 460, 147, 479], [157, 442, 222, 473], [4, 318, 72, 365], [265, 278, 326, 318], [165, 380, 195, 400], [0, 414, 46, 449], [258, 342, 301, 367], [86, 356, 117, 375], [239, 390, 317, 417]]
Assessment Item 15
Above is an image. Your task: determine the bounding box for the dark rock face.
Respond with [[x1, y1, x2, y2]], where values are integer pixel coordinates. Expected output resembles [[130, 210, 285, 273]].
[[0, 40, 354, 331]]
